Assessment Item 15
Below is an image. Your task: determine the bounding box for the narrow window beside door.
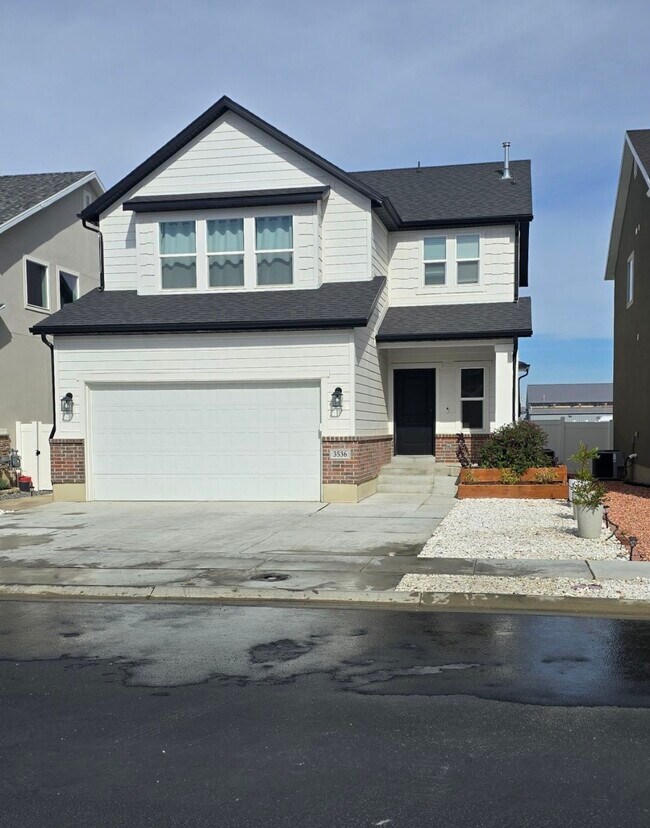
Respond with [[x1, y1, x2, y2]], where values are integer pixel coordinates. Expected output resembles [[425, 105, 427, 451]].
[[461, 368, 484, 429]]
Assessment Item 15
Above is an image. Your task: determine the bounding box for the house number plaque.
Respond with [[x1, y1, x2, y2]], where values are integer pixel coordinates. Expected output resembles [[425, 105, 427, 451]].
[[329, 448, 352, 460]]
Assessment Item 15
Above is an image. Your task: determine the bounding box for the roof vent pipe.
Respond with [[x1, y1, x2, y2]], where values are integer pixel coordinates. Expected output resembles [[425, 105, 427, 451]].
[[502, 141, 512, 180]]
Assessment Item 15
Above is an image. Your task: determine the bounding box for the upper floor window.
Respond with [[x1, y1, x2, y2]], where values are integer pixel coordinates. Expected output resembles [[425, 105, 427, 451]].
[[160, 221, 196, 289], [423, 236, 446, 286], [59, 270, 79, 306], [25, 258, 49, 310], [627, 252, 634, 307], [82, 189, 93, 209], [461, 367, 484, 429], [256, 216, 293, 285], [456, 234, 480, 284], [208, 218, 244, 287]]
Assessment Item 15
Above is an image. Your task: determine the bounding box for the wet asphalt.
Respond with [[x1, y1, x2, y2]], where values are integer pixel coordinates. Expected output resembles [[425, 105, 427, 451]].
[[1, 601, 649, 827]]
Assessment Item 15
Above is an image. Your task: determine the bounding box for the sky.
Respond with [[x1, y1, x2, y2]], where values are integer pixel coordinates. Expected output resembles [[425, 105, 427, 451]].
[[3, 0, 648, 392]]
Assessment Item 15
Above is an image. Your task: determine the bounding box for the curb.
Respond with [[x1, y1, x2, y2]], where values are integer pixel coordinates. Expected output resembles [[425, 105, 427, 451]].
[[0, 582, 649, 618]]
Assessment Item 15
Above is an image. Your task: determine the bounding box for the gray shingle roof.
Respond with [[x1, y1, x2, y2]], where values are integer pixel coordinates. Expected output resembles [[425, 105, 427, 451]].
[[31, 277, 385, 335], [627, 130, 650, 178], [376, 297, 532, 342], [527, 383, 613, 405], [352, 161, 532, 229], [0, 172, 93, 227]]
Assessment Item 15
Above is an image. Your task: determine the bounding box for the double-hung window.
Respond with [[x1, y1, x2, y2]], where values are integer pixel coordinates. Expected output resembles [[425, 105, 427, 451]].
[[256, 216, 293, 285], [423, 237, 446, 286], [461, 368, 484, 429], [208, 218, 244, 287], [25, 259, 49, 310], [627, 252, 634, 307], [59, 270, 79, 306], [456, 234, 480, 284], [160, 221, 196, 289]]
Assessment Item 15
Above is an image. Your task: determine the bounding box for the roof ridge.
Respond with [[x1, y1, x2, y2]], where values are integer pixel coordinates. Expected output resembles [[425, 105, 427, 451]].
[[351, 159, 531, 175]]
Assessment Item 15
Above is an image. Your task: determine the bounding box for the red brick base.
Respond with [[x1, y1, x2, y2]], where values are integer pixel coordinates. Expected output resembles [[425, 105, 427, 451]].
[[435, 433, 490, 464], [322, 436, 393, 485], [51, 439, 85, 484]]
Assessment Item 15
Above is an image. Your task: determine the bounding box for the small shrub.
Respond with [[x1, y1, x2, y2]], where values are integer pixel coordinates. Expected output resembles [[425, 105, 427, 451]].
[[464, 469, 477, 484], [479, 421, 549, 475], [499, 468, 521, 485], [0, 477, 10, 491], [572, 479, 607, 509], [533, 468, 559, 484], [569, 442, 599, 481]]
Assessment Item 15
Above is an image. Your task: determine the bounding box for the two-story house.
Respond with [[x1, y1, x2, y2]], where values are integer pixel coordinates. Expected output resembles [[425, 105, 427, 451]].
[[0, 172, 104, 461], [605, 130, 650, 484], [32, 97, 533, 503]]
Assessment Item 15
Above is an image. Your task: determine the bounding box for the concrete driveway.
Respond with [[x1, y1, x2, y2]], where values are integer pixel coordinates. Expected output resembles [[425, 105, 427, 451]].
[[0, 493, 458, 595]]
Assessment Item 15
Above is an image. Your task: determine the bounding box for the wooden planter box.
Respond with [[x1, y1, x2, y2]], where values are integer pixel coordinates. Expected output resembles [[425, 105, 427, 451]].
[[458, 465, 568, 499]]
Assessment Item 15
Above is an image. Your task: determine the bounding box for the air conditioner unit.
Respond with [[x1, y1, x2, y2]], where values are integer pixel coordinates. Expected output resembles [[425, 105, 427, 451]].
[[592, 450, 626, 481]]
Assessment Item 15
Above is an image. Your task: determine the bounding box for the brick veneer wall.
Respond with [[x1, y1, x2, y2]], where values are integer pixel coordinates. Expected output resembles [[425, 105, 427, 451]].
[[322, 436, 393, 485], [435, 433, 490, 464], [51, 439, 85, 484]]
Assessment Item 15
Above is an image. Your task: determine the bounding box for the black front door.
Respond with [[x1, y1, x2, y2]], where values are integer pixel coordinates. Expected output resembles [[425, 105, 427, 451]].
[[394, 369, 435, 455]]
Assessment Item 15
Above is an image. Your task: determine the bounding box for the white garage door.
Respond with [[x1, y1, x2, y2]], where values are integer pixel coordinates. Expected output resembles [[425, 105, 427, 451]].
[[90, 383, 321, 501]]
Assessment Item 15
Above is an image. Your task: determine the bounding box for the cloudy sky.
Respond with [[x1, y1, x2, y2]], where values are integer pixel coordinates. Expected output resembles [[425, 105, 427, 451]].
[[4, 0, 648, 387]]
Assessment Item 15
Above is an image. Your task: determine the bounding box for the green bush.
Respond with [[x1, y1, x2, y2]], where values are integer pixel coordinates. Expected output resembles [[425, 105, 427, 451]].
[[499, 468, 521, 485], [0, 477, 10, 491], [572, 479, 607, 509], [569, 442, 599, 481], [478, 420, 549, 475]]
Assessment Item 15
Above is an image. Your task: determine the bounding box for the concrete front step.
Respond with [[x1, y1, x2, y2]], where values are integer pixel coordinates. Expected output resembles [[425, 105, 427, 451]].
[[380, 465, 435, 478], [388, 455, 436, 468]]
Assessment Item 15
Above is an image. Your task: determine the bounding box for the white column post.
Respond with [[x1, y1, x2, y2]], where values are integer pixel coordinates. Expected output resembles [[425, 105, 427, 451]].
[[494, 342, 514, 427]]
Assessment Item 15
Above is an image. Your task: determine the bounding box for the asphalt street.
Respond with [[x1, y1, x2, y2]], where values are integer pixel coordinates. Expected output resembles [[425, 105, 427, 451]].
[[1, 600, 649, 827]]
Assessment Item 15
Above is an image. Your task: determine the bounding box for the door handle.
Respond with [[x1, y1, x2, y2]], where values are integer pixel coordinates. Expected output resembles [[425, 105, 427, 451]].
[[36, 450, 41, 456]]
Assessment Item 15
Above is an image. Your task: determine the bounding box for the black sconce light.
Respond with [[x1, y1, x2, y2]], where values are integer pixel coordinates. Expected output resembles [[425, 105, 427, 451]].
[[61, 392, 74, 417], [330, 387, 343, 410]]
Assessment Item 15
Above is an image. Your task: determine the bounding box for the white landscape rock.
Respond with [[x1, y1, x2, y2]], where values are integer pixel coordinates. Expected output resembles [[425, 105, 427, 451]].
[[397, 573, 650, 600], [419, 498, 625, 561]]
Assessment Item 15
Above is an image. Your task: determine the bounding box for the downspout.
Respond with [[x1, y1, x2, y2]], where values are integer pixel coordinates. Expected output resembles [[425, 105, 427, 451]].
[[82, 218, 105, 291], [41, 334, 57, 441], [517, 356, 530, 419], [512, 337, 519, 421], [514, 220, 520, 301]]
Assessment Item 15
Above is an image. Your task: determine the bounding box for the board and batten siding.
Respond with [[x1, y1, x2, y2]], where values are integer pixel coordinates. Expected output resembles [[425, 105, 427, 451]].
[[388, 225, 515, 306], [354, 281, 390, 437], [100, 111, 372, 291], [54, 331, 355, 441]]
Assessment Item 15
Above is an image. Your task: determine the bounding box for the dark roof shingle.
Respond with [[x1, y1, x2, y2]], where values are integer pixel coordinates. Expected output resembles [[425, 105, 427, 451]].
[[377, 297, 532, 342], [31, 277, 385, 336], [0, 172, 92, 227], [627, 130, 650, 178]]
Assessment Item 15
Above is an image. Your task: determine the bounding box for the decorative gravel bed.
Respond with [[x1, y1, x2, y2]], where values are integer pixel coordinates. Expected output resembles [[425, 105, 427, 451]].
[[605, 483, 650, 561], [0, 489, 50, 502], [397, 573, 650, 599], [420, 499, 626, 560]]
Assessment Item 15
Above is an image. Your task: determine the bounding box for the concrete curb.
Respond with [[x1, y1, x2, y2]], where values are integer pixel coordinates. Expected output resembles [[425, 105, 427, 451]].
[[0, 581, 649, 619]]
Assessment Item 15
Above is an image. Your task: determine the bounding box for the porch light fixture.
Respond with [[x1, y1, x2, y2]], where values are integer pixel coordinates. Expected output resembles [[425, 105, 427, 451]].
[[60, 392, 74, 417], [330, 387, 343, 410]]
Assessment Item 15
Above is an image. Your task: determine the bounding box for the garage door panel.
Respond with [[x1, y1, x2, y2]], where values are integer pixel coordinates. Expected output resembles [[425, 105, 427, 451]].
[[90, 383, 321, 501]]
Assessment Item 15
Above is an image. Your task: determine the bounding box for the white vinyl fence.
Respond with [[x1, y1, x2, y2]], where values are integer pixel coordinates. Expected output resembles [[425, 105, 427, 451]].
[[15, 421, 52, 491], [539, 419, 614, 473]]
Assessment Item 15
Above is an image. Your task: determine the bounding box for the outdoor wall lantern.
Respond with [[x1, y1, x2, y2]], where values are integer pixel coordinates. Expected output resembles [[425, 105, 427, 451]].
[[330, 387, 343, 410], [61, 392, 74, 417]]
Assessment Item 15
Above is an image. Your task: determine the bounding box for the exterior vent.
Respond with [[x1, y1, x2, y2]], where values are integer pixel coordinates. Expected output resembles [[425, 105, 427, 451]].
[[502, 141, 512, 180]]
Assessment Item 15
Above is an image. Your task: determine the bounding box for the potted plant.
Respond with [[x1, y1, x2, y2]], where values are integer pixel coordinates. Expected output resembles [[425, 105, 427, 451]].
[[572, 479, 607, 539], [568, 442, 600, 517]]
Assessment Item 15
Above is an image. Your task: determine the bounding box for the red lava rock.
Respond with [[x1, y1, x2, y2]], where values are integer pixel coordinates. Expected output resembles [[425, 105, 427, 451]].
[[604, 483, 650, 560]]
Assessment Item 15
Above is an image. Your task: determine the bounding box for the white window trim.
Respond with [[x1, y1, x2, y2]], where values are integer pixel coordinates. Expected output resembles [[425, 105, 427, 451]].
[[23, 255, 50, 313], [460, 366, 486, 432], [422, 235, 447, 287], [56, 266, 80, 309], [158, 220, 199, 293], [626, 251, 634, 308], [82, 189, 93, 209], [206, 218, 246, 291], [455, 233, 481, 287], [255, 215, 294, 288]]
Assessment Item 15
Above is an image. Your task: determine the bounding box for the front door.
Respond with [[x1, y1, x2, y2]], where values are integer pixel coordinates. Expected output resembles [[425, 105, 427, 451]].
[[394, 369, 435, 455]]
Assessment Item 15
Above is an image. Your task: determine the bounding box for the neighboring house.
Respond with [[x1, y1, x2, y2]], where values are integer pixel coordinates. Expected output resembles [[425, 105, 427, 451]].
[[606, 130, 650, 484], [32, 96, 533, 503], [0, 172, 104, 448], [526, 383, 613, 422]]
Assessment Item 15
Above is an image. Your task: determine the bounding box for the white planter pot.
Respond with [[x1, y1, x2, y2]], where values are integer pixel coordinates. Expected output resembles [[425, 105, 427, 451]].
[[575, 504, 604, 539]]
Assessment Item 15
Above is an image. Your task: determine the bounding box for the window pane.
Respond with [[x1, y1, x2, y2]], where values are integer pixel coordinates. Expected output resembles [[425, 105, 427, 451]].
[[424, 262, 445, 286], [59, 271, 78, 305], [461, 368, 484, 398], [256, 216, 292, 250], [161, 257, 196, 289], [209, 254, 244, 287], [257, 252, 292, 285], [160, 221, 196, 255], [207, 219, 243, 253], [457, 234, 479, 259], [26, 260, 47, 308], [424, 236, 446, 261], [457, 261, 479, 284], [462, 400, 483, 429]]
